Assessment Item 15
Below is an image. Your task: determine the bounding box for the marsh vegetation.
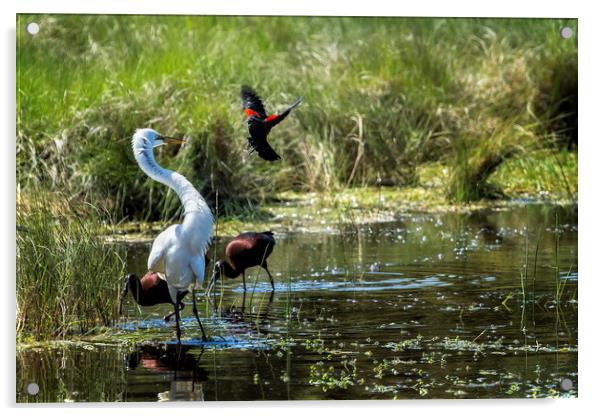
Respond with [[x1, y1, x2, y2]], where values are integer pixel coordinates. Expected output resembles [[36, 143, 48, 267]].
[[18, 15, 577, 220], [16, 15, 577, 401]]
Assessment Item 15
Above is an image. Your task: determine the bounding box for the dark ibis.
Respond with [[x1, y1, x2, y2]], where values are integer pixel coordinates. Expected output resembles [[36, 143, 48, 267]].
[[209, 231, 276, 292], [119, 272, 188, 322], [241, 85, 302, 161]]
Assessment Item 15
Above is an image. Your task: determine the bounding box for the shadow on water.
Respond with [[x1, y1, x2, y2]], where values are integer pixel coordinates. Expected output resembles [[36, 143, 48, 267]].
[[17, 203, 578, 402]]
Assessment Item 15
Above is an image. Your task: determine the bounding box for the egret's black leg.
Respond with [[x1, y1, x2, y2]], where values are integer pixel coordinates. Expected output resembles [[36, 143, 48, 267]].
[[173, 301, 182, 344], [242, 271, 247, 292], [191, 289, 209, 342]]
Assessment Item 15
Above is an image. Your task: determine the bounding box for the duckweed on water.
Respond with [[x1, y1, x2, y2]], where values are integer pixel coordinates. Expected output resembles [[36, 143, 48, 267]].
[[309, 359, 360, 392]]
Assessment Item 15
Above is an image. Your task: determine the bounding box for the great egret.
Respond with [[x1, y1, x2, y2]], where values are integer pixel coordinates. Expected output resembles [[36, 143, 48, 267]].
[[241, 86, 302, 161], [131, 128, 213, 342], [208, 231, 276, 293]]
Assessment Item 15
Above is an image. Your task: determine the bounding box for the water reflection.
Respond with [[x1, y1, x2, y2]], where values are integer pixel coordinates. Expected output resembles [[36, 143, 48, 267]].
[[209, 290, 276, 337], [126, 345, 208, 401]]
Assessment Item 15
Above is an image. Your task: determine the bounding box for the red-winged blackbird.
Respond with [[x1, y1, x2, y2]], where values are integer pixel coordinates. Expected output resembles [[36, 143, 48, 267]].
[[241, 86, 302, 161]]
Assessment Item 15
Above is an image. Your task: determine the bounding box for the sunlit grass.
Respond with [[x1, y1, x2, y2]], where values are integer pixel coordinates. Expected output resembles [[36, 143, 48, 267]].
[[17, 15, 577, 218], [490, 149, 577, 200], [16, 189, 126, 341]]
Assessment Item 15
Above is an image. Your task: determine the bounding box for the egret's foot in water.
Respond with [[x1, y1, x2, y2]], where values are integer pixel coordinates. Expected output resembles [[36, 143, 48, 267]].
[[191, 289, 209, 342]]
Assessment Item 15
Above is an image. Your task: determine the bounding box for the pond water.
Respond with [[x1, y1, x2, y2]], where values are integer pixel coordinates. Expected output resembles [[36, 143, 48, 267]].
[[17, 203, 578, 402]]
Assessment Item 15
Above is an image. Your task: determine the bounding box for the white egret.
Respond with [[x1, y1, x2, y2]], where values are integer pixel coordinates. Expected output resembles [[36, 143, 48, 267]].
[[131, 128, 213, 342]]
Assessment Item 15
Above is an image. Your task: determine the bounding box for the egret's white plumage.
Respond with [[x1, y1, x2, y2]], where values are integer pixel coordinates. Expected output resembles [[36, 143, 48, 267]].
[[131, 128, 213, 305]]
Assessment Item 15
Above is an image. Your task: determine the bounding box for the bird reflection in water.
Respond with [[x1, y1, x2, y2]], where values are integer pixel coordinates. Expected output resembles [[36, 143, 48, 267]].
[[126, 345, 208, 401]]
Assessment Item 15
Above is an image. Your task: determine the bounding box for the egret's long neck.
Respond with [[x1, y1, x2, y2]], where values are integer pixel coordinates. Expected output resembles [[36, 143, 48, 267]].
[[132, 137, 212, 218]]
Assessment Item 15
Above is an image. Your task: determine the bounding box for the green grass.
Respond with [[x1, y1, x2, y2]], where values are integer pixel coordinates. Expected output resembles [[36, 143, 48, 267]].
[[490, 148, 577, 200], [17, 15, 577, 219], [16, 190, 126, 341]]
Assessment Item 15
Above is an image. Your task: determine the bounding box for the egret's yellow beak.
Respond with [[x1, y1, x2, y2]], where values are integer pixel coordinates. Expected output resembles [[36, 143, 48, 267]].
[[163, 136, 186, 145]]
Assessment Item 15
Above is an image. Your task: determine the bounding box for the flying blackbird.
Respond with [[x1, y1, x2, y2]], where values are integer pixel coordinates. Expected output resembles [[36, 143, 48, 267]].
[[241, 85, 302, 161]]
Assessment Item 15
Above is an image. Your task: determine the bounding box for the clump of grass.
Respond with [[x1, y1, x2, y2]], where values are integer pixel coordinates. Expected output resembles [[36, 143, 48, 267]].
[[448, 130, 520, 202], [441, 23, 576, 202], [490, 148, 577, 200], [16, 190, 126, 341]]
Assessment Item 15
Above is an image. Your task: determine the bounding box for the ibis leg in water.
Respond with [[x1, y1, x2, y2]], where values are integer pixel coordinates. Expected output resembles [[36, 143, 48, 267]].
[[264, 263, 275, 290]]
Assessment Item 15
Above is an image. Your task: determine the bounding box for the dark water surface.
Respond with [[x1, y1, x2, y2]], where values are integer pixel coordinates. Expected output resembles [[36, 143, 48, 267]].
[[17, 203, 578, 402]]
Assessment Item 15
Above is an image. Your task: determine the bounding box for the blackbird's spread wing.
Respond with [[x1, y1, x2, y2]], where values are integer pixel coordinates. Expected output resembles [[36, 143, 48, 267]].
[[247, 135, 281, 161], [256, 144, 281, 161], [265, 97, 303, 129], [241, 86, 267, 119], [241, 87, 301, 161]]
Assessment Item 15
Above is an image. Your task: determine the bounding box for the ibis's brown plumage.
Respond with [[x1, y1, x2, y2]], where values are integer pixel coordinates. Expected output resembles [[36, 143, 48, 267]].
[[119, 272, 188, 322]]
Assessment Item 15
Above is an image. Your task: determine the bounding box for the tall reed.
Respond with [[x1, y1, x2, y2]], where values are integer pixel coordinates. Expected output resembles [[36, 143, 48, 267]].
[[16, 191, 126, 341]]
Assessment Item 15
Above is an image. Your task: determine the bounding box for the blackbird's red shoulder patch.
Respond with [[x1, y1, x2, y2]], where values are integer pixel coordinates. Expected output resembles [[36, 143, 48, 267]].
[[244, 108, 260, 118]]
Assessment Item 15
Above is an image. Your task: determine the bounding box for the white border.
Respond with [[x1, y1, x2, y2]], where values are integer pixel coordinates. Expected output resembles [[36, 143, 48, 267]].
[[2, 1, 600, 415], [6, 0, 582, 17]]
